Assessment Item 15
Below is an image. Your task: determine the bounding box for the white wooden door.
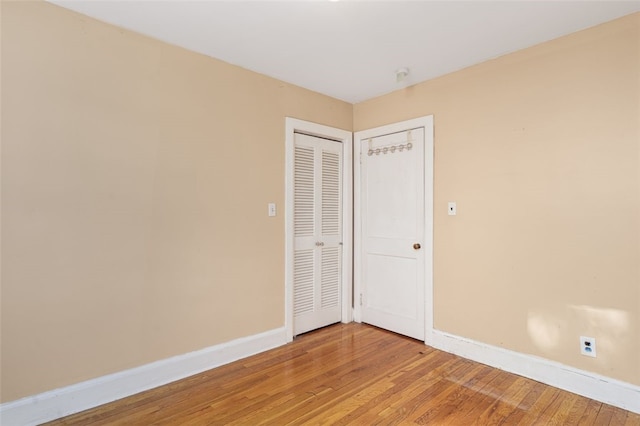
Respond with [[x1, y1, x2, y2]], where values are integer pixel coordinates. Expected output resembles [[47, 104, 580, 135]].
[[358, 127, 427, 340], [293, 132, 342, 335]]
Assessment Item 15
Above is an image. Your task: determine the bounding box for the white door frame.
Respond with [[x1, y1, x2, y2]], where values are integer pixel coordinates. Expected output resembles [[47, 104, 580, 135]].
[[285, 118, 353, 342], [353, 116, 434, 345]]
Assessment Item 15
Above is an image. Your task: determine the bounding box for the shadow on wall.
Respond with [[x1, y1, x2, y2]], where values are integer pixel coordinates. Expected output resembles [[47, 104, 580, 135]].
[[527, 305, 631, 371]]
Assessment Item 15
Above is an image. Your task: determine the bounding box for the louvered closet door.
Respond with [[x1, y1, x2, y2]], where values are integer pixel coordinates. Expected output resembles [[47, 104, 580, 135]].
[[293, 132, 342, 336]]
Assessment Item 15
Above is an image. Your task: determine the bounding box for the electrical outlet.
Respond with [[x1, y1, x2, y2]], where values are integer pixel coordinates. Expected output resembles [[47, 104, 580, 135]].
[[580, 336, 596, 358]]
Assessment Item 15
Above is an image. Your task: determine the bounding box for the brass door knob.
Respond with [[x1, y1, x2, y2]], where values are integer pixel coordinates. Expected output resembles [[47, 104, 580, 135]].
[[413, 243, 421, 250]]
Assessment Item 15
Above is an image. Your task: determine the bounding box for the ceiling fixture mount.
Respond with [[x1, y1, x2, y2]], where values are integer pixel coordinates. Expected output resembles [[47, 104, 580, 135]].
[[396, 68, 410, 83]]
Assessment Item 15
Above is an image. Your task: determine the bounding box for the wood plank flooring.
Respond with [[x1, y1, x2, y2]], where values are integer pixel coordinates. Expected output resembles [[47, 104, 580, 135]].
[[46, 323, 640, 425]]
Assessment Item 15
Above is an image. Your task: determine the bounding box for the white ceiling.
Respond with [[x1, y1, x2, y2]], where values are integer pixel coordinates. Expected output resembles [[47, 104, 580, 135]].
[[49, 0, 640, 103]]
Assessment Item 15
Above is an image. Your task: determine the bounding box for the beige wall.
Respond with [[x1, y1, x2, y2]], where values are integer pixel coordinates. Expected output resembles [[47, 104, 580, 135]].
[[1, 0, 638, 406], [0, 1, 352, 402], [355, 13, 640, 386]]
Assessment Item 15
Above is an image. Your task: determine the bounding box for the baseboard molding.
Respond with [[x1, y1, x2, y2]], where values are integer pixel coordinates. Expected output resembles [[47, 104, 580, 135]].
[[0, 327, 287, 426], [430, 329, 640, 414]]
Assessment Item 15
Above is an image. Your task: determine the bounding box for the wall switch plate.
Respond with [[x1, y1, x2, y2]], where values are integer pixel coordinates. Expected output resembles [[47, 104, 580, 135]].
[[268, 203, 276, 217], [580, 336, 596, 357], [448, 202, 457, 216]]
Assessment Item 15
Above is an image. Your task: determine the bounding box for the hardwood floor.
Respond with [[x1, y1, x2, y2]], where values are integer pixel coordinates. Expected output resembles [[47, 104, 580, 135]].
[[47, 323, 640, 425]]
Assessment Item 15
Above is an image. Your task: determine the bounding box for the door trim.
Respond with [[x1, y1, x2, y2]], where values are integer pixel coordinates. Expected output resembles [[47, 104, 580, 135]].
[[353, 116, 434, 345], [285, 118, 353, 342]]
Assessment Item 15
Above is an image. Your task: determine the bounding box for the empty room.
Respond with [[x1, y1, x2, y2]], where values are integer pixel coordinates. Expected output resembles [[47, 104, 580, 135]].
[[1, 1, 639, 424]]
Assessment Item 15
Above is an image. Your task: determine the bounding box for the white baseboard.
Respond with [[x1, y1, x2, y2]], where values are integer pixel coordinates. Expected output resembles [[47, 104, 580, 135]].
[[0, 327, 287, 426], [430, 329, 640, 414]]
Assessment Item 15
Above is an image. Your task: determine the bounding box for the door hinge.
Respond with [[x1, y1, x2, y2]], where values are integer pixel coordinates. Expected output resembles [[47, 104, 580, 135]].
[[360, 293, 363, 306]]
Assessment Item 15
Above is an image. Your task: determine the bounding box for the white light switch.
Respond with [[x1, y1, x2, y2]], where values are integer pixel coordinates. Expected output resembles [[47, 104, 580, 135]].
[[448, 202, 457, 216], [268, 203, 277, 217]]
